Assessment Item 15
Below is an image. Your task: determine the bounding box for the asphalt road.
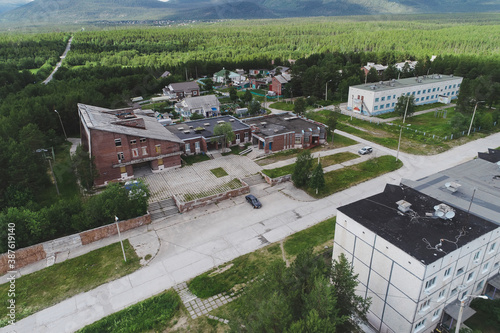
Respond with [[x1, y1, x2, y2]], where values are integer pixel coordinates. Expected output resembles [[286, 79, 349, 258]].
[[3, 130, 500, 333], [42, 36, 73, 85]]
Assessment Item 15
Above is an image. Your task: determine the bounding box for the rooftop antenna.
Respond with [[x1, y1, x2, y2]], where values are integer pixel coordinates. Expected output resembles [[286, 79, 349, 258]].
[[466, 188, 477, 224]]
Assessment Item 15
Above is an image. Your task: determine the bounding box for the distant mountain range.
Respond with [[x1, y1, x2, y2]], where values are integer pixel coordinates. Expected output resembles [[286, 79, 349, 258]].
[[0, 0, 499, 26]]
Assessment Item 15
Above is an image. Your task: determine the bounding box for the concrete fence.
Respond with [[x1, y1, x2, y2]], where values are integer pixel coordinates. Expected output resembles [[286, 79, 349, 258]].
[[261, 171, 292, 186], [0, 214, 151, 275], [173, 179, 250, 213]]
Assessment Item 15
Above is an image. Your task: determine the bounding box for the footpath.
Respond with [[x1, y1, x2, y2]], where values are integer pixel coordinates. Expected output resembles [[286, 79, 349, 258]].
[[3, 131, 500, 333]]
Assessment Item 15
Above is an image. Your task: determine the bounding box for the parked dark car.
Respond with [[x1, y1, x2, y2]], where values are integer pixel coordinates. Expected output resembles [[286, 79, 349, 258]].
[[358, 146, 373, 155], [245, 194, 262, 208]]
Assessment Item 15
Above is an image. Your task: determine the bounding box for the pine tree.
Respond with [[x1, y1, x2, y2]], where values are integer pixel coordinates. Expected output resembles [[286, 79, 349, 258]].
[[309, 163, 325, 195], [292, 150, 313, 187]]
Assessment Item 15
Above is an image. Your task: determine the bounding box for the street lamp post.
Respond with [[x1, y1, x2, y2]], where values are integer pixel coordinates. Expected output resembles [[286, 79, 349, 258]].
[[455, 294, 488, 333], [115, 216, 127, 262], [36, 148, 60, 195], [396, 96, 410, 162], [325, 80, 332, 101], [467, 101, 484, 136], [54, 110, 68, 140]]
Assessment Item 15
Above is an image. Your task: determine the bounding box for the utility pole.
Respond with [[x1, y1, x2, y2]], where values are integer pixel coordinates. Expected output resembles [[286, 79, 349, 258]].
[[54, 110, 67, 140], [467, 100, 484, 136], [396, 96, 410, 162]]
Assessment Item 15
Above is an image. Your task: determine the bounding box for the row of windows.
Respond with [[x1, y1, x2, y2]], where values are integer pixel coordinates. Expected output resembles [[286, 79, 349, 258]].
[[116, 145, 162, 162], [373, 88, 460, 103], [115, 137, 147, 147]]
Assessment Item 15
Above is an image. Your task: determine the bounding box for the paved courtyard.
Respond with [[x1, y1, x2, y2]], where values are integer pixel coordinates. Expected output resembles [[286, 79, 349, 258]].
[[144, 154, 263, 203]]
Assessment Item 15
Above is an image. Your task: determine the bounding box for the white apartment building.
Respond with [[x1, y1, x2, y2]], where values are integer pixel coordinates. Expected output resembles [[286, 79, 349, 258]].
[[333, 184, 500, 333], [347, 74, 463, 116]]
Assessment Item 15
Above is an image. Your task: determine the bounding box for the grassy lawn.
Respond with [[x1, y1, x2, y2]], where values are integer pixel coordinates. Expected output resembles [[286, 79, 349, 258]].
[[306, 155, 403, 198], [0, 240, 140, 326], [181, 153, 211, 166], [36, 142, 80, 207], [222, 143, 251, 156], [284, 217, 336, 257], [464, 299, 500, 333], [269, 101, 295, 111], [141, 102, 171, 110], [261, 152, 359, 178], [210, 167, 228, 178], [188, 243, 281, 298], [77, 290, 180, 333], [391, 107, 457, 136], [374, 102, 445, 119]]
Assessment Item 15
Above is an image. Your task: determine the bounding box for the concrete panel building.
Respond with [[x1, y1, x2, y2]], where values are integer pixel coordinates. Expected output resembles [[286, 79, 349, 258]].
[[79, 104, 183, 185], [347, 75, 463, 116], [333, 184, 500, 333]]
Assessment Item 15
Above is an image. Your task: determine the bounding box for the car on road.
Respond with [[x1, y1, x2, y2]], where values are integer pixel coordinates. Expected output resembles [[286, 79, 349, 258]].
[[358, 146, 373, 155], [245, 194, 262, 209]]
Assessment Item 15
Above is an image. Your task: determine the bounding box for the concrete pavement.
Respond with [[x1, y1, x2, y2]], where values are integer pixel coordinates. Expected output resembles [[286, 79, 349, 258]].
[[3, 131, 500, 333]]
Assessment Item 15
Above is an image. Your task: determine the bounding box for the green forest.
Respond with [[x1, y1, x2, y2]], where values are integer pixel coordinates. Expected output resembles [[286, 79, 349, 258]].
[[0, 14, 499, 250]]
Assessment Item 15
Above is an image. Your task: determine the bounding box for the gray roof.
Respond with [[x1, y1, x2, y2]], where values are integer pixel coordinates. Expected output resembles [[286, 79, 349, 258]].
[[352, 74, 462, 92], [242, 113, 324, 137], [178, 95, 220, 110], [165, 115, 249, 141], [402, 158, 500, 225], [274, 74, 290, 84], [338, 184, 498, 265], [168, 81, 199, 93], [78, 103, 183, 143]]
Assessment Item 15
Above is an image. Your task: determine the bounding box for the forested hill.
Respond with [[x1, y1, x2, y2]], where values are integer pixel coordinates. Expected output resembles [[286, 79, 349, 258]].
[[1, 0, 499, 26]]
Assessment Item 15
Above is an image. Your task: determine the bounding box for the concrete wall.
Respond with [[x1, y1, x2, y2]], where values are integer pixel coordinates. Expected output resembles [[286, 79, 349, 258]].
[[261, 171, 291, 186], [173, 180, 249, 213], [0, 214, 151, 275]]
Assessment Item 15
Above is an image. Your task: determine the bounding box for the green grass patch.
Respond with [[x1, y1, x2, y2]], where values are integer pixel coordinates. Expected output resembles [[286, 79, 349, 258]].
[[77, 290, 180, 333], [0, 240, 140, 326], [181, 153, 211, 166], [306, 155, 403, 198], [464, 298, 500, 333], [262, 152, 358, 179], [141, 102, 171, 110], [331, 133, 358, 146], [222, 143, 251, 156], [269, 101, 295, 111], [284, 217, 336, 257], [188, 243, 281, 298], [210, 167, 228, 178]]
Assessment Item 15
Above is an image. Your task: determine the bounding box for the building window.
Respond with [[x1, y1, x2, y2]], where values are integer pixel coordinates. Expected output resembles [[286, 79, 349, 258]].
[[416, 98, 419, 102], [476, 280, 485, 292], [425, 277, 436, 290], [374, 106, 378, 111], [494, 262, 499, 269], [489, 243, 496, 253], [132, 148, 139, 158], [375, 98, 379, 102], [236, 133, 240, 140], [438, 289, 446, 300], [393, 94, 396, 99], [381, 97, 385, 101], [195, 141, 200, 150], [483, 262, 490, 273], [115, 138, 122, 147], [386, 103, 390, 108], [433, 308, 441, 320], [461, 291, 468, 301], [457, 267, 465, 276], [444, 267, 452, 279], [130, 139, 137, 145], [244, 132, 249, 140], [392, 103, 395, 107], [387, 96, 391, 100], [155, 145, 161, 154], [474, 250, 481, 261], [426, 96, 429, 100], [414, 319, 426, 332], [412, 92, 415, 95], [433, 88, 436, 92], [140, 138, 146, 143], [417, 90, 421, 94], [295, 136, 301, 144], [142, 147, 148, 155], [420, 299, 431, 312], [451, 287, 458, 296], [428, 89, 431, 93], [185, 143, 191, 153], [117, 152, 124, 162], [467, 271, 475, 282], [380, 105, 384, 109]]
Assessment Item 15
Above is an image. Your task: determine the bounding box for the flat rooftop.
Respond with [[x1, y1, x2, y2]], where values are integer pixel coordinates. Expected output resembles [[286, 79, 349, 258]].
[[242, 113, 323, 137], [351, 74, 462, 93], [165, 115, 249, 140], [402, 158, 500, 225], [338, 184, 498, 265]]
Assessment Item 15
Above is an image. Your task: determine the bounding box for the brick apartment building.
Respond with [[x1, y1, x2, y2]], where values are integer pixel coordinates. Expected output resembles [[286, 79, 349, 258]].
[[78, 104, 184, 185], [242, 113, 327, 154]]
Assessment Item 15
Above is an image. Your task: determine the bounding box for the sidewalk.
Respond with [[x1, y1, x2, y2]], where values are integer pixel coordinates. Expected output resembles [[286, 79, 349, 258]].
[[4, 131, 500, 333]]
